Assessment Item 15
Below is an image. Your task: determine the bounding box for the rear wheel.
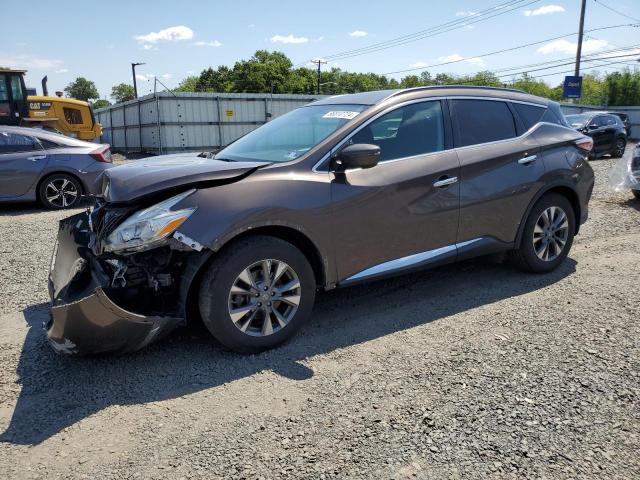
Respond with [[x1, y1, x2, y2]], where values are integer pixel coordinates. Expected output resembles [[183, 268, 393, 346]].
[[509, 193, 575, 273], [198, 236, 316, 353], [612, 138, 626, 158], [39, 174, 82, 209]]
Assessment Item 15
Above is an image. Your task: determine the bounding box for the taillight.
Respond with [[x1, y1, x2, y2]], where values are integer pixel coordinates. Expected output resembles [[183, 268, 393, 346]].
[[90, 144, 112, 163], [575, 137, 593, 153]]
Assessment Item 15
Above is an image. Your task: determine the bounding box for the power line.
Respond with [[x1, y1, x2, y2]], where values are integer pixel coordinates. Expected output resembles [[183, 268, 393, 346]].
[[294, 0, 540, 66], [593, 0, 640, 23], [378, 23, 639, 76]]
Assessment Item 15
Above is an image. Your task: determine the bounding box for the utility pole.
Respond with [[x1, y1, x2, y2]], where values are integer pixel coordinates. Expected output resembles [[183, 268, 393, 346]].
[[574, 0, 587, 77], [131, 62, 146, 98], [310, 58, 327, 94]]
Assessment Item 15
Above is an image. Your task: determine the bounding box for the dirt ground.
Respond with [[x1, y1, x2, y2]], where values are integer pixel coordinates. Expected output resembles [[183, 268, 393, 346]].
[[0, 146, 638, 479]]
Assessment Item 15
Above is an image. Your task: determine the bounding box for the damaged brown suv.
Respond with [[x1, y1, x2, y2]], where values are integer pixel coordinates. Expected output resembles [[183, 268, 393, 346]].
[[48, 86, 594, 355]]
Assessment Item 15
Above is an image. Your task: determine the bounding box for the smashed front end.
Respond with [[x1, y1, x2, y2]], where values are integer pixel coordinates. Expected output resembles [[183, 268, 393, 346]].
[[47, 192, 209, 355]]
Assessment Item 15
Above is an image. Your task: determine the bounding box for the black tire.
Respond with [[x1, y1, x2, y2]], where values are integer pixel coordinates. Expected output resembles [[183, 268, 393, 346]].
[[633, 190, 640, 200], [509, 193, 576, 273], [198, 236, 316, 353], [612, 138, 626, 158], [38, 173, 82, 209]]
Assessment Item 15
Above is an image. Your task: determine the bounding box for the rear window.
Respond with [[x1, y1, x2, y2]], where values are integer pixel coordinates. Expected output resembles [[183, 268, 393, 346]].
[[450, 99, 517, 147], [512, 103, 545, 131]]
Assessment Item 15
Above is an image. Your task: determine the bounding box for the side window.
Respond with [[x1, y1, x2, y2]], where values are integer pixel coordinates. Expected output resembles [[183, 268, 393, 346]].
[[603, 115, 618, 126], [589, 116, 603, 127], [64, 108, 83, 125], [0, 132, 41, 154], [512, 103, 545, 131], [39, 139, 61, 149], [351, 101, 445, 161], [10, 76, 24, 101], [0, 75, 10, 119], [451, 99, 517, 147]]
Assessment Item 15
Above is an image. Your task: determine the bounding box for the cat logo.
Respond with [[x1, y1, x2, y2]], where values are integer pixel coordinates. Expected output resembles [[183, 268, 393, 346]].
[[29, 101, 52, 110]]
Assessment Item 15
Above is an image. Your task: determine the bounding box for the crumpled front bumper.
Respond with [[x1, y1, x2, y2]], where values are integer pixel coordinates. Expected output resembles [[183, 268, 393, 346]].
[[46, 212, 182, 355]]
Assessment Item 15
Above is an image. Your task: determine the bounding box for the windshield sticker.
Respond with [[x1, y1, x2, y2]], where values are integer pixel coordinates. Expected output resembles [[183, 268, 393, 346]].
[[285, 151, 300, 160], [322, 111, 360, 120]]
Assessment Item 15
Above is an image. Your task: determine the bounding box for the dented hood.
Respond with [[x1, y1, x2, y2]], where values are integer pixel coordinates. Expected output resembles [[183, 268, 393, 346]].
[[102, 155, 268, 203]]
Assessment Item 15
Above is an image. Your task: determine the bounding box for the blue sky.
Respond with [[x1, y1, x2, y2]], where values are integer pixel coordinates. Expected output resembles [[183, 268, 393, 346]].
[[1, 0, 639, 99]]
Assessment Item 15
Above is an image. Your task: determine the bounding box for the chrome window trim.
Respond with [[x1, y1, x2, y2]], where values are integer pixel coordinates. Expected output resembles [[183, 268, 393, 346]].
[[311, 95, 550, 173], [343, 238, 483, 282]]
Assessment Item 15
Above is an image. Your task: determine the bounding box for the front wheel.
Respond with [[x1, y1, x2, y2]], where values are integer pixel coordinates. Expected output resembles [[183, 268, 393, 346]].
[[509, 193, 575, 273], [198, 236, 316, 353], [612, 138, 626, 158], [633, 190, 640, 200]]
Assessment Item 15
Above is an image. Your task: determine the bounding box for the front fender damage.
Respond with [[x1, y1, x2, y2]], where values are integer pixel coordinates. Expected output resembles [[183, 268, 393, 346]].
[[47, 211, 211, 355]]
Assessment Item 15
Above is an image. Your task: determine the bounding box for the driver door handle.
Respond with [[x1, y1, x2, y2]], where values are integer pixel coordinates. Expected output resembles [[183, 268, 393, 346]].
[[433, 176, 458, 188], [27, 155, 47, 161], [518, 154, 537, 165]]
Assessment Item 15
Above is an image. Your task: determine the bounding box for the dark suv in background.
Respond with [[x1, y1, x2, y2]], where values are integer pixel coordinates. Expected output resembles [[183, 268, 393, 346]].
[[565, 111, 627, 159], [48, 86, 595, 355]]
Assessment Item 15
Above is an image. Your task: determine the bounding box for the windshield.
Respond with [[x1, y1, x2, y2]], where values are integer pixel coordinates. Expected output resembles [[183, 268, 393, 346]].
[[216, 104, 368, 162], [565, 113, 592, 128]]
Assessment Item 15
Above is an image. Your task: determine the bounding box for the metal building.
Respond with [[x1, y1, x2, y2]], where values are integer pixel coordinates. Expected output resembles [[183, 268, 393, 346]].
[[95, 92, 323, 154], [95, 92, 639, 153]]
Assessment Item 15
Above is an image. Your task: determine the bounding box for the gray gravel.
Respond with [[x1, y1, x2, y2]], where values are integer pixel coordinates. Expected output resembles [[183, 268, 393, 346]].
[[0, 146, 639, 479]]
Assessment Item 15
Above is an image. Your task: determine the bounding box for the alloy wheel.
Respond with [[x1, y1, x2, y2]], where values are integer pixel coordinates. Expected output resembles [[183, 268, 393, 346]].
[[615, 139, 625, 157], [45, 178, 79, 208], [227, 259, 301, 337], [532, 206, 569, 262]]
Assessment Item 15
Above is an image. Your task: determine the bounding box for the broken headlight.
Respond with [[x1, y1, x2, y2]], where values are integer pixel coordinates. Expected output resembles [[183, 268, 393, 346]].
[[103, 189, 196, 253]]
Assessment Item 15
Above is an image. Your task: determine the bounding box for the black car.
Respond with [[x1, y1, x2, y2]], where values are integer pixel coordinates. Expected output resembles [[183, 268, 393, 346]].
[[565, 111, 627, 159], [48, 86, 595, 355]]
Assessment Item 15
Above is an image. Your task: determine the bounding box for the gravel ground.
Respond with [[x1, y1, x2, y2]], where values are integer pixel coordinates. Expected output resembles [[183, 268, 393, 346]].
[[0, 146, 638, 479]]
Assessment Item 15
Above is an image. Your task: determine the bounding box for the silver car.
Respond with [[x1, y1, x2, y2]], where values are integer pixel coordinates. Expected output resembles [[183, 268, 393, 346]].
[[0, 126, 114, 209]]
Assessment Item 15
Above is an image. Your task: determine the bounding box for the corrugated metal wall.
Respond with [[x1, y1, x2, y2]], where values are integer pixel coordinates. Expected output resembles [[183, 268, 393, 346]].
[[95, 92, 324, 153], [96, 93, 640, 153]]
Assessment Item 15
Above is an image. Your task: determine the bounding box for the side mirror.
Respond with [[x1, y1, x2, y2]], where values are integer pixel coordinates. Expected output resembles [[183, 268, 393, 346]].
[[333, 143, 381, 170]]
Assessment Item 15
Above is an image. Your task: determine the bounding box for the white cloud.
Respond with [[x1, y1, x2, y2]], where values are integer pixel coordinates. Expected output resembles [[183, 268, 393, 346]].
[[186, 70, 195, 75], [437, 53, 485, 66], [135, 25, 194, 44], [248, 24, 256, 29], [409, 61, 430, 68], [524, 5, 565, 16], [142, 44, 157, 51], [135, 73, 154, 82], [55, 68, 69, 73], [194, 40, 222, 47], [315, 36, 325, 42], [0, 53, 63, 70], [455, 10, 476, 17], [161, 73, 172, 80], [537, 38, 608, 55], [349, 30, 368, 38], [270, 34, 309, 44]]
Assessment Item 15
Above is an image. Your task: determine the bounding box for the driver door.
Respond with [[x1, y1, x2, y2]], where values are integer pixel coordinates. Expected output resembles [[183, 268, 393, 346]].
[[329, 100, 460, 284]]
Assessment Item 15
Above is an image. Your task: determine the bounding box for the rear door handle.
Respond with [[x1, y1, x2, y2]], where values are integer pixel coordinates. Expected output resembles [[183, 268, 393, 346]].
[[433, 176, 458, 188], [27, 155, 47, 161], [518, 154, 537, 165]]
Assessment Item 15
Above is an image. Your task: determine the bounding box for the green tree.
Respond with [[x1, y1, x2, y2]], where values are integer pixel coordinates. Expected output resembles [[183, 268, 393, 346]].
[[92, 99, 111, 109], [196, 66, 234, 92], [111, 83, 136, 103], [232, 50, 293, 93], [64, 77, 99, 101], [175, 76, 199, 92]]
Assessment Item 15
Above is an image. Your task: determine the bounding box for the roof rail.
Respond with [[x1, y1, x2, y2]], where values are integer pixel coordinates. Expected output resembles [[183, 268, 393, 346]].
[[389, 85, 529, 97]]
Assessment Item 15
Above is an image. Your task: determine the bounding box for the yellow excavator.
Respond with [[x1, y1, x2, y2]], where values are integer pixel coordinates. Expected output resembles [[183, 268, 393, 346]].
[[0, 68, 102, 140]]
